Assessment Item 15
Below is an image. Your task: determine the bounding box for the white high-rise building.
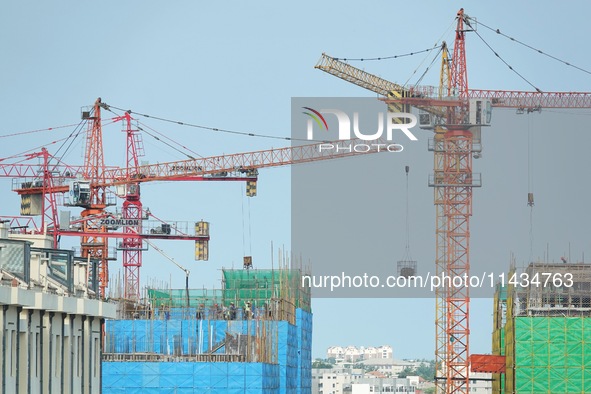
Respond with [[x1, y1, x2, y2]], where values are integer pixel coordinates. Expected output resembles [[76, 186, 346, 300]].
[[327, 345, 393, 361]]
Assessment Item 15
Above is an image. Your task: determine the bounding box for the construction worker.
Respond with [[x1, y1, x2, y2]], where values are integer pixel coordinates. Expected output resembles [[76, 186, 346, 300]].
[[263, 302, 270, 319], [196, 303, 204, 320], [244, 301, 252, 319], [229, 302, 237, 320]]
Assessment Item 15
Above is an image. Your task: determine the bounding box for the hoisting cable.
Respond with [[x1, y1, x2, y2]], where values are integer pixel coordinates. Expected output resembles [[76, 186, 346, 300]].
[[248, 195, 253, 258], [464, 18, 542, 93], [474, 19, 591, 76], [241, 185, 247, 258], [527, 114, 535, 262], [402, 165, 413, 262]]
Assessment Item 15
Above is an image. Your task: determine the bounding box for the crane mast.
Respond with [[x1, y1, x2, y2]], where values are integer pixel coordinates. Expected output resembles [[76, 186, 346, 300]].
[[442, 8, 473, 393], [116, 112, 145, 301], [80, 98, 112, 297], [434, 42, 451, 394]]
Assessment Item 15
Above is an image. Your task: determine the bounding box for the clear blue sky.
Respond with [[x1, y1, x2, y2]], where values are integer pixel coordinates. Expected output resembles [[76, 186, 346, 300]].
[[1, 1, 591, 360]]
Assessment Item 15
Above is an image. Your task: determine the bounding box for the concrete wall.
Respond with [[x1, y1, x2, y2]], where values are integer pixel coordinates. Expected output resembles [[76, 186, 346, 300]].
[[0, 303, 106, 394]]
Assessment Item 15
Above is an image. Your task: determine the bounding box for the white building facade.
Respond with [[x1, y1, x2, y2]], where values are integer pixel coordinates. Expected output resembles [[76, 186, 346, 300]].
[[327, 345, 393, 362], [0, 230, 116, 394]]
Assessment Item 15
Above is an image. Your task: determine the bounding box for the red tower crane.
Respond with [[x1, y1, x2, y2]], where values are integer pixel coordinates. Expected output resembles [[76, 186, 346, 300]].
[[315, 8, 591, 394], [114, 110, 145, 300], [79, 98, 112, 298], [1, 100, 391, 300]]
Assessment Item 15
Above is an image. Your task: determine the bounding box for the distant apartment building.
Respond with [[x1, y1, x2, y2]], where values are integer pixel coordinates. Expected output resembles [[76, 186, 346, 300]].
[[351, 376, 419, 393], [327, 345, 393, 362], [358, 358, 416, 377], [312, 367, 420, 394], [467, 372, 493, 394], [312, 368, 364, 394]]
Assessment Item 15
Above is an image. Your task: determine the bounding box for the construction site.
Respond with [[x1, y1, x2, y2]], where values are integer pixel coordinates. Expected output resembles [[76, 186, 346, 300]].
[[1, 4, 591, 394], [103, 266, 312, 392]]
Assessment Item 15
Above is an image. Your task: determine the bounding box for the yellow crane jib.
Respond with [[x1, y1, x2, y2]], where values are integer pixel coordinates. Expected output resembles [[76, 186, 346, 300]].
[[315, 53, 443, 123]]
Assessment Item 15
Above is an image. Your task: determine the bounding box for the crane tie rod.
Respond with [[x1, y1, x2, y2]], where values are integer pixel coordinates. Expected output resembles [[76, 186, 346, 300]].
[[327, 44, 441, 62], [465, 18, 543, 93], [105, 104, 323, 143], [0, 123, 79, 139], [474, 18, 591, 76]]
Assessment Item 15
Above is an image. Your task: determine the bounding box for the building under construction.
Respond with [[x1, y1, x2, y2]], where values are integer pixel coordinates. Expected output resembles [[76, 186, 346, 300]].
[[492, 261, 591, 393], [102, 267, 312, 393]]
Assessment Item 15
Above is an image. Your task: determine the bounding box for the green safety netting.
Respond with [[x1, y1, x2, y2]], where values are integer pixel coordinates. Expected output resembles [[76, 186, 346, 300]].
[[146, 269, 311, 312], [512, 317, 591, 393], [222, 269, 310, 311], [147, 288, 224, 308]]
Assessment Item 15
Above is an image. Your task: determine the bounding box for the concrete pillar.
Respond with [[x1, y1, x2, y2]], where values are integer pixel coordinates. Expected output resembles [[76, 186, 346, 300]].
[[63, 314, 72, 394], [71, 315, 82, 394], [0, 305, 4, 393], [41, 311, 52, 394], [81, 315, 88, 394], [49, 313, 65, 393], [2, 306, 18, 393], [17, 309, 29, 393]]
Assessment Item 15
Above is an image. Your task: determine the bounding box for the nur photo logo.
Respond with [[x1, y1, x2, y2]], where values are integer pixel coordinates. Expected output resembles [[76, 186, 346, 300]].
[[302, 106, 418, 152]]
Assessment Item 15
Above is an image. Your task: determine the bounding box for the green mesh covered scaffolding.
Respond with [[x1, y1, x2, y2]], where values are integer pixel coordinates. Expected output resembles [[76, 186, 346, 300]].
[[146, 269, 311, 323], [494, 262, 591, 394], [222, 269, 310, 311]]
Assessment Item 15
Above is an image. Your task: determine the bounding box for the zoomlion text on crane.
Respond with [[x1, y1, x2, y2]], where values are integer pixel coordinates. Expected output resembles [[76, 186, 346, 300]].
[[303, 108, 418, 152]]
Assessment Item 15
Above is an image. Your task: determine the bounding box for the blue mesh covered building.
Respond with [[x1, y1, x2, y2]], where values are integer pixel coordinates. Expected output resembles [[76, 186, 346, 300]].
[[102, 269, 312, 393]]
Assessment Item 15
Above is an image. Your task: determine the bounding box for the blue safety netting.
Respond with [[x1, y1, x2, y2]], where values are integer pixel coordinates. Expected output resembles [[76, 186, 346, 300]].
[[103, 361, 280, 393], [103, 308, 312, 394]]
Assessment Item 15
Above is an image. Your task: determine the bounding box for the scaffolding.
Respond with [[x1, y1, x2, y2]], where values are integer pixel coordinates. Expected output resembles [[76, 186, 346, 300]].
[[492, 282, 507, 394], [104, 268, 311, 364], [102, 297, 313, 392], [136, 269, 310, 321], [515, 262, 591, 316]]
